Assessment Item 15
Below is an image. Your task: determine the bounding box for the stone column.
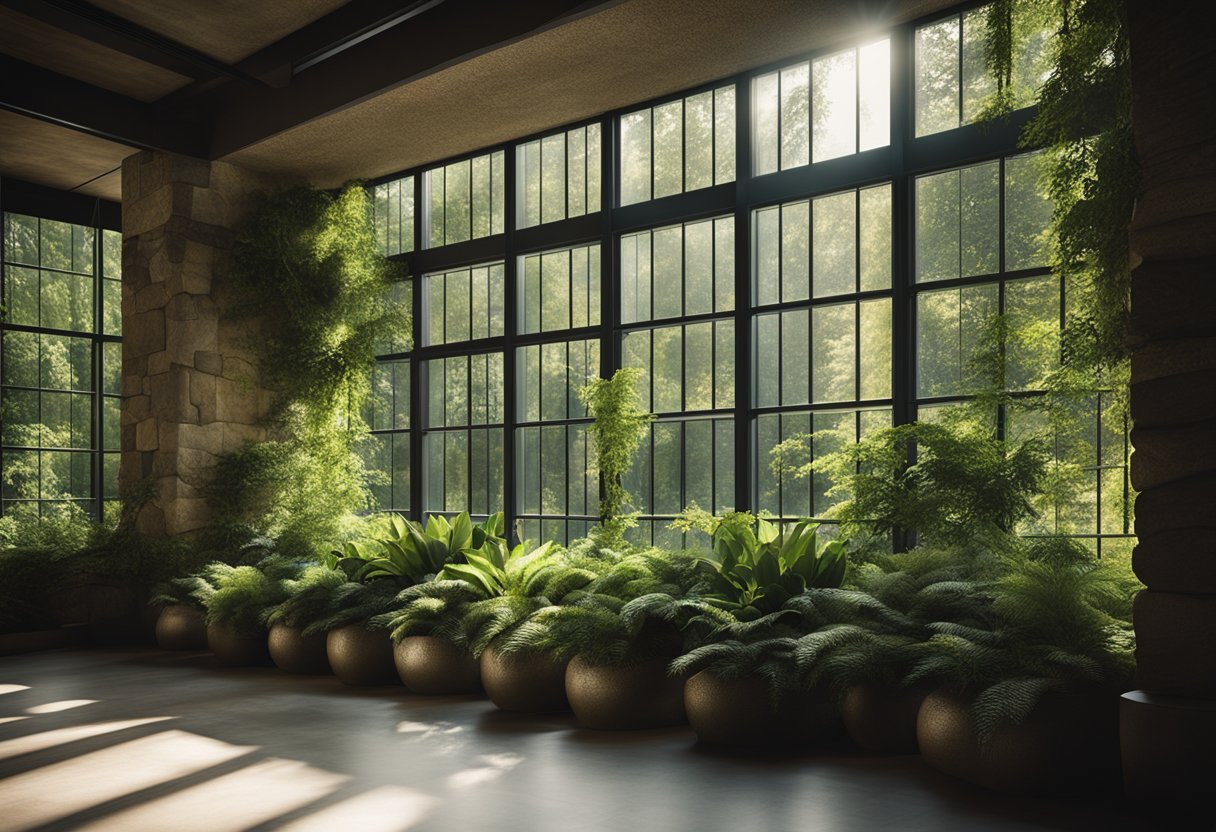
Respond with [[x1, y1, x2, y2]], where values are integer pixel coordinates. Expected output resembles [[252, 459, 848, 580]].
[[119, 152, 279, 537], [1120, 3, 1216, 804]]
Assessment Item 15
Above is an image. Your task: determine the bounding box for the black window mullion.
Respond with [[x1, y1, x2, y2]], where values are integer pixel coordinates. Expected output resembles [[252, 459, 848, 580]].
[[734, 72, 753, 514]]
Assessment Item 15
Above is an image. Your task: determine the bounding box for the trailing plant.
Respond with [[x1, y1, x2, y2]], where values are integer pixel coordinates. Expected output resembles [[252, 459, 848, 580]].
[[983, 0, 1136, 373], [578, 368, 653, 544], [207, 183, 409, 555]]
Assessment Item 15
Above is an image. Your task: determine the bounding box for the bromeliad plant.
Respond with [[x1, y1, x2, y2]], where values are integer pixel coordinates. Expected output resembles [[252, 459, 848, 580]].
[[327, 512, 506, 585], [695, 515, 848, 621]]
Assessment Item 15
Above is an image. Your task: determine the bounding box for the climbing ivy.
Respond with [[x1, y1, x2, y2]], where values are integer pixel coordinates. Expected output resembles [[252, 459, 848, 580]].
[[207, 184, 409, 556]]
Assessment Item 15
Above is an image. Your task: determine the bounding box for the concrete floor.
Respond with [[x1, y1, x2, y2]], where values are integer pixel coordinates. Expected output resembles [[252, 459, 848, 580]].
[[0, 648, 1144, 832]]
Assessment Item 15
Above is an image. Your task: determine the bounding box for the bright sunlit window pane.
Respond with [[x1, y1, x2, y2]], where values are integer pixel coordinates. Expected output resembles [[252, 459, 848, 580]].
[[619, 85, 735, 206], [813, 49, 856, 162], [423, 150, 504, 247]]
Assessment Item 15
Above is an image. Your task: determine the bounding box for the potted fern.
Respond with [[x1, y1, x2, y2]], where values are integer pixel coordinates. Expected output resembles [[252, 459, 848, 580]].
[[306, 511, 491, 685], [665, 511, 850, 748], [380, 536, 595, 707], [181, 555, 301, 666], [913, 537, 1137, 795], [262, 564, 346, 674]]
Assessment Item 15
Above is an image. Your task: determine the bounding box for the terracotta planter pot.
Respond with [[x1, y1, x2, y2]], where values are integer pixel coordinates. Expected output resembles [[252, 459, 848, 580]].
[[394, 635, 481, 695], [917, 687, 1121, 795], [326, 624, 398, 686], [268, 624, 331, 675], [207, 624, 272, 667], [481, 645, 569, 713], [155, 604, 207, 651], [843, 682, 933, 754], [565, 656, 686, 730], [684, 670, 837, 749]]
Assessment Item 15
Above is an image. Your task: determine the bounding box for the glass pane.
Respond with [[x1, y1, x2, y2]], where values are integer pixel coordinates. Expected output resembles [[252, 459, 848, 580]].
[[1005, 152, 1053, 271], [812, 49, 856, 162], [813, 303, 855, 402], [813, 191, 856, 297], [754, 72, 780, 176], [915, 17, 960, 137], [859, 184, 892, 291], [684, 91, 714, 192], [859, 39, 890, 152], [714, 86, 736, 184], [653, 100, 683, 199], [780, 63, 810, 169], [620, 109, 652, 206]]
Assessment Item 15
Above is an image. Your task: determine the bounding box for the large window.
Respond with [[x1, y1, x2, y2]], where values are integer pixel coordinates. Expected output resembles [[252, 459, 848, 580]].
[[363, 3, 1129, 558], [1, 212, 121, 521]]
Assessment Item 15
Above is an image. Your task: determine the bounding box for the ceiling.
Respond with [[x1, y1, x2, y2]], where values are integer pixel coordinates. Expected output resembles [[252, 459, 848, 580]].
[[0, 0, 957, 204]]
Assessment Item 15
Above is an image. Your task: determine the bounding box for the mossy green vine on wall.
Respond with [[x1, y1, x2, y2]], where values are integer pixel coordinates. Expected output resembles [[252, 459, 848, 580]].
[[206, 184, 409, 556]]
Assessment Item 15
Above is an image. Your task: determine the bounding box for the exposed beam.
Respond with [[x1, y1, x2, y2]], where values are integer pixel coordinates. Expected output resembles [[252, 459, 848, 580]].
[[0, 0, 265, 85], [0, 54, 206, 156], [196, 0, 616, 157]]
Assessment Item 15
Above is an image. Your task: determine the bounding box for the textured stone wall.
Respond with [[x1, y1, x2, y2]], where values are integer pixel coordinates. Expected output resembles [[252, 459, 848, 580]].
[[1127, 10, 1216, 695], [119, 152, 280, 537]]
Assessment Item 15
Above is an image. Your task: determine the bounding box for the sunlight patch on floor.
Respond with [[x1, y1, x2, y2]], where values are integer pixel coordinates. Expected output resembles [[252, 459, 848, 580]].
[[25, 698, 98, 714], [0, 716, 172, 762], [74, 757, 349, 832], [274, 785, 439, 832], [448, 751, 525, 788], [0, 716, 29, 726], [0, 684, 30, 695], [0, 728, 254, 831]]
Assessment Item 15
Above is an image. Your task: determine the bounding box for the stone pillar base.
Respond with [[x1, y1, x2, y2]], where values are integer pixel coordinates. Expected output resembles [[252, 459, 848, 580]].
[[1121, 690, 1216, 803]]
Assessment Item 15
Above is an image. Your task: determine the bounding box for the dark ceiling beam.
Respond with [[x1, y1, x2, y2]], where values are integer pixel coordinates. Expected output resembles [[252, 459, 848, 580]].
[[198, 0, 615, 158], [0, 54, 207, 156], [0, 0, 265, 85]]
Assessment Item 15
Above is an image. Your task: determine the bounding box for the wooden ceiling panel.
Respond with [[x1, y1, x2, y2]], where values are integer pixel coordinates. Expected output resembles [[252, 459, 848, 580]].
[[0, 109, 130, 200], [224, 0, 955, 187], [0, 7, 190, 102], [88, 0, 353, 65]]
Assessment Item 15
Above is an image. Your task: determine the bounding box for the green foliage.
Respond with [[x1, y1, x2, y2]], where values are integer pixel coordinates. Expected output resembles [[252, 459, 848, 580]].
[[984, 0, 1135, 371], [208, 183, 409, 555], [494, 549, 699, 666], [578, 368, 654, 537], [328, 511, 503, 585], [182, 556, 303, 638], [774, 418, 1047, 548], [263, 564, 348, 629], [901, 538, 1137, 742]]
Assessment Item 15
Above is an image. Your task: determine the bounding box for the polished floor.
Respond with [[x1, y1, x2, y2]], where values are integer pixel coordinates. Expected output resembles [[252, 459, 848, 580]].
[[0, 648, 1143, 832]]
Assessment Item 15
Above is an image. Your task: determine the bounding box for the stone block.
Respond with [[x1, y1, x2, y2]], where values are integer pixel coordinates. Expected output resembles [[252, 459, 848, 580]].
[[166, 316, 218, 366], [222, 422, 265, 454], [136, 502, 166, 537], [174, 241, 215, 295], [124, 309, 165, 358], [1131, 370, 1216, 428], [1135, 474, 1216, 538], [147, 350, 170, 376], [120, 423, 135, 455], [132, 283, 169, 314], [167, 293, 217, 322], [1134, 590, 1216, 696], [221, 355, 257, 382], [194, 350, 223, 375], [190, 371, 217, 423], [190, 185, 230, 228], [164, 498, 212, 536], [1131, 336, 1216, 385], [1130, 419, 1216, 491], [1135, 528, 1216, 593], [135, 418, 158, 452], [121, 374, 143, 397], [120, 394, 150, 426], [168, 154, 211, 188], [118, 450, 142, 487], [177, 423, 225, 456], [177, 447, 218, 490], [123, 183, 174, 238], [147, 367, 198, 424], [216, 375, 264, 425]]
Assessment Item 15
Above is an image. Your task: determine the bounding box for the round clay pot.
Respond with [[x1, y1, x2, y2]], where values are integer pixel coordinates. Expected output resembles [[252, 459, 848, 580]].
[[268, 624, 331, 675], [684, 670, 837, 749], [207, 624, 272, 666], [843, 682, 933, 754], [917, 687, 1121, 795], [565, 656, 686, 730], [481, 645, 569, 713], [394, 635, 481, 695], [326, 624, 398, 686], [155, 604, 207, 650]]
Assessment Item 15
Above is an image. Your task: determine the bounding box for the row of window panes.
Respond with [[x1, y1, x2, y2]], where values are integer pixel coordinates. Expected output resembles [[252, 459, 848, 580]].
[[620, 217, 734, 324], [754, 38, 891, 174], [517, 124, 602, 228], [375, 7, 1052, 252], [914, 4, 1055, 137]]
